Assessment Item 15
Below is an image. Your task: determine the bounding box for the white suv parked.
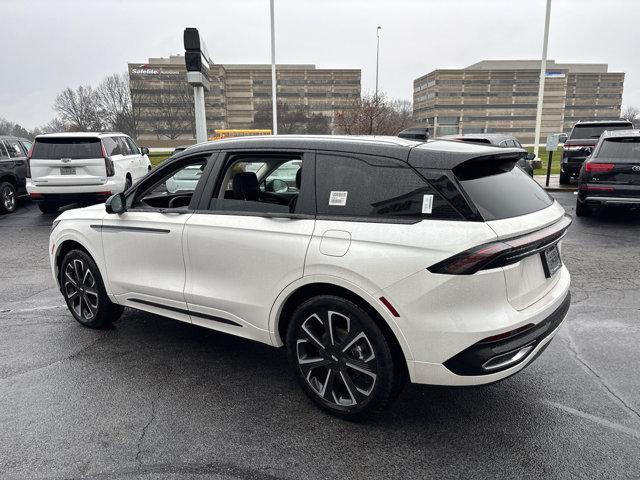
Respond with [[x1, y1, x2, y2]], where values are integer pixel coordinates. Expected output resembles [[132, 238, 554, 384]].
[[27, 132, 151, 214], [49, 135, 571, 419]]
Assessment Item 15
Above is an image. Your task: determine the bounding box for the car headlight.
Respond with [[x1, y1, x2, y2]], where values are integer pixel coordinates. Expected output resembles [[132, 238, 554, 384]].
[[51, 220, 61, 232]]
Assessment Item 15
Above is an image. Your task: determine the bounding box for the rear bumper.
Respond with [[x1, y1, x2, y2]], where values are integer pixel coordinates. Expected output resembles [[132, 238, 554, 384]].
[[583, 196, 640, 206], [443, 292, 570, 376], [26, 178, 123, 201]]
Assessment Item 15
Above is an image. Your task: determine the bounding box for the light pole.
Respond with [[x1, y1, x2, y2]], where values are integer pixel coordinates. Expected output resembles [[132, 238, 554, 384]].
[[533, 0, 552, 158], [375, 26, 381, 100], [270, 0, 278, 135]]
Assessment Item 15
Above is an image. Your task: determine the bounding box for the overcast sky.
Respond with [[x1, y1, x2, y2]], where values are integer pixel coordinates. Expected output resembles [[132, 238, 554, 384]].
[[3, 0, 639, 129]]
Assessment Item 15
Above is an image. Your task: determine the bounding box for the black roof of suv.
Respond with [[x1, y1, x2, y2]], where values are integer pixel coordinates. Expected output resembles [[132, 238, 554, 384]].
[[179, 135, 525, 170]]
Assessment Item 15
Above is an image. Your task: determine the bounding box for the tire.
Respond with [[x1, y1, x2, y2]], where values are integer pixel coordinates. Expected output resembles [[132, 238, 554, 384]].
[[60, 249, 124, 328], [575, 199, 592, 217], [286, 295, 403, 420], [559, 171, 571, 185], [38, 201, 59, 214], [0, 181, 17, 214]]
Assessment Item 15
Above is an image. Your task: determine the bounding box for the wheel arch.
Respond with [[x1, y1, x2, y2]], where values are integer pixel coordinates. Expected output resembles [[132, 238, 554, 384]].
[[54, 239, 92, 285], [270, 277, 414, 378], [0, 173, 18, 187]]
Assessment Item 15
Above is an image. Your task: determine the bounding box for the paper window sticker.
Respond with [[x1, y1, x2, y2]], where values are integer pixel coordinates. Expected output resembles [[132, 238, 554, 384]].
[[329, 191, 348, 206], [422, 194, 433, 214]]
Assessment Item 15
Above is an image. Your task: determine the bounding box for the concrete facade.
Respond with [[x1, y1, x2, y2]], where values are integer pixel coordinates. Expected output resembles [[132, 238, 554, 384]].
[[128, 55, 361, 143], [413, 60, 625, 143]]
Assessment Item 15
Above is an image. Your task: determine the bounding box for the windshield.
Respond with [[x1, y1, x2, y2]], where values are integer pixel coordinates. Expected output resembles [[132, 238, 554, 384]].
[[569, 123, 632, 140], [597, 137, 640, 159], [31, 137, 102, 159]]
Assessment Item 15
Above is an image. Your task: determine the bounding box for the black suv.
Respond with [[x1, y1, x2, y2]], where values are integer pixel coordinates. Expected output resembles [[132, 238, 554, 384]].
[[560, 120, 633, 185], [441, 133, 536, 176], [0, 135, 32, 214], [576, 129, 640, 217]]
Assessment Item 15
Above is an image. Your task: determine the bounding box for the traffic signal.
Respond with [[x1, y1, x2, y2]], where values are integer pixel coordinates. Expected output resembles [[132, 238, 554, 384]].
[[183, 28, 210, 77]]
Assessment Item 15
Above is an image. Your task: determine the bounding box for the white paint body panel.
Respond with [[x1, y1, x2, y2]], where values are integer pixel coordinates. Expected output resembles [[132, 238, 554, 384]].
[[49, 198, 570, 387]]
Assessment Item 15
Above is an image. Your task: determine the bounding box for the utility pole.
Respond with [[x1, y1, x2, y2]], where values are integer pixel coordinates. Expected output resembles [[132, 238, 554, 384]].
[[533, 0, 552, 158], [375, 26, 381, 100], [270, 0, 278, 134]]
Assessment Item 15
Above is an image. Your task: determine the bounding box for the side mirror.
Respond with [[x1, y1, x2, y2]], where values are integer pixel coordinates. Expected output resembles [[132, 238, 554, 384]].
[[584, 146, 594, 155], [141, 146, 150, 155], [525, 152, 536, 161], [559, 134, 568, 144], [105, 193, 126, 214]]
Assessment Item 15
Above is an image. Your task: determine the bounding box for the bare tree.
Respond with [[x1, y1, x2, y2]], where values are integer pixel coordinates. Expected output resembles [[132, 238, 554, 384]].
[[145, 86, 194, 140], [96, 73, 134, 136], [54, 85, 102, 131], [622, 106, 640, 128], [335, 93, 414, 135], [252, 101, 330, 134]]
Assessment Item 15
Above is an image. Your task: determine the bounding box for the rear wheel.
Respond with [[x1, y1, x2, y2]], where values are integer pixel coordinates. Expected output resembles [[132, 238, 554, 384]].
[[0, 181, 17, 213], [575, 199, 592, 217], [559, 171, 571, 185], [60, 249, 124, 328], [286, 295, 402, 420], [38, 201, 59, 214]]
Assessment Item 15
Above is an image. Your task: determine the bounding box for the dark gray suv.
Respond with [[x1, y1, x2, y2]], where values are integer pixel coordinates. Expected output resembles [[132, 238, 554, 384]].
[[0, 135, 32, 214]]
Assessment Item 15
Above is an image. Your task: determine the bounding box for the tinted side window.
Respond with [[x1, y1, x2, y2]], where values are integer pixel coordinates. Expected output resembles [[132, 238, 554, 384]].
[[125, 137, 140, 155], [4, 140, 24, 158], [316, 153, 461, 220], [0, 142, 8, 158], [103, 137, 120, 156], [117, 137, 132, 155]]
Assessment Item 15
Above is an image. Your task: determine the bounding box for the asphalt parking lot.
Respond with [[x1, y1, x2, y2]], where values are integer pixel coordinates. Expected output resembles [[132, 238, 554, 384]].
[[1, 192, 639, 480]]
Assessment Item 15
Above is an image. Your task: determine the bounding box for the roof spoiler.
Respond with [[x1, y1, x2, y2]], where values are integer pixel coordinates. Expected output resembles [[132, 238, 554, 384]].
[[398, 127, 429, 142]]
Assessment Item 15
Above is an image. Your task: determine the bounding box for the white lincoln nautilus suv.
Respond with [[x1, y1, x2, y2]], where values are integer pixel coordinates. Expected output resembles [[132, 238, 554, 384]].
[[49, 135, 571, 419]]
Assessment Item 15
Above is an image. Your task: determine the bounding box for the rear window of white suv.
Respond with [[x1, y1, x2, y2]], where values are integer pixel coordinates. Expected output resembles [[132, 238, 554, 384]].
[[456, 161, 553, 220], [31, 137, 102, 159]]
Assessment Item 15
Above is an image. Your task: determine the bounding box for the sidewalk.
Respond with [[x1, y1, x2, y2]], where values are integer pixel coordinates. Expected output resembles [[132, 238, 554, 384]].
[[534, 174, 577, 192]]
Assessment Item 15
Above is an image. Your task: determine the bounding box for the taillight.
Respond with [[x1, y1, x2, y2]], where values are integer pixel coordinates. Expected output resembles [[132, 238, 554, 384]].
[[101, 141, 115, 176], [26, 146, 33, 178], [428, 215, 572, 275], [585, 163, 614, 173]]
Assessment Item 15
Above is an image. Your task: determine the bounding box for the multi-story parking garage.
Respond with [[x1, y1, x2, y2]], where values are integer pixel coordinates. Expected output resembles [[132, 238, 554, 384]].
[[413, 60, 625, 143], [128, 56, 361, 145]]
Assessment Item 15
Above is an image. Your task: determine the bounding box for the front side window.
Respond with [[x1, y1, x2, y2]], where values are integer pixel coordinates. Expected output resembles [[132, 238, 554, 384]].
[[125, 137, 140, 155], [20, 140, 33, 154], [208, 153, 303, 215], [3, 140, 24, 158], [316, 153, 460, 220], [0, 142, 8, 158], [132, 157, 208, 210]]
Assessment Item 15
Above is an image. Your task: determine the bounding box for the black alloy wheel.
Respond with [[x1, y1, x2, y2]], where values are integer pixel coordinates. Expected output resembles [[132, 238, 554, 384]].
[[287, 295, 402, 419], [60, 249, 124, 328], [0, 181, 17, 213]]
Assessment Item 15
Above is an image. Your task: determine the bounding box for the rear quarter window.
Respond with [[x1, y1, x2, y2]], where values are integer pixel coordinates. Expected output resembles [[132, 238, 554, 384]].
[[31, 137, 102, 159], [456, 161, 553, 220], [316, 153, 462, 221]]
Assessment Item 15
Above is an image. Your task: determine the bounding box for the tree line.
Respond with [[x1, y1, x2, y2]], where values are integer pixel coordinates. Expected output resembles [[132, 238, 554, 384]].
[[2, 72, 419, 141]]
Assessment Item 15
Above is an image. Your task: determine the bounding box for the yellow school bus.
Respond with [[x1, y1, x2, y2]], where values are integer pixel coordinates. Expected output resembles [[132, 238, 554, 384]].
[[210, 129, 272, 141]]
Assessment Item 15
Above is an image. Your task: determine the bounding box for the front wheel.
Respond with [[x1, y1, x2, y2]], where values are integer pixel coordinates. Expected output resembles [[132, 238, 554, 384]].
[[0, 181, 17, 213], [60, 249, 124, 328], [286, 295, 403, 420]]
